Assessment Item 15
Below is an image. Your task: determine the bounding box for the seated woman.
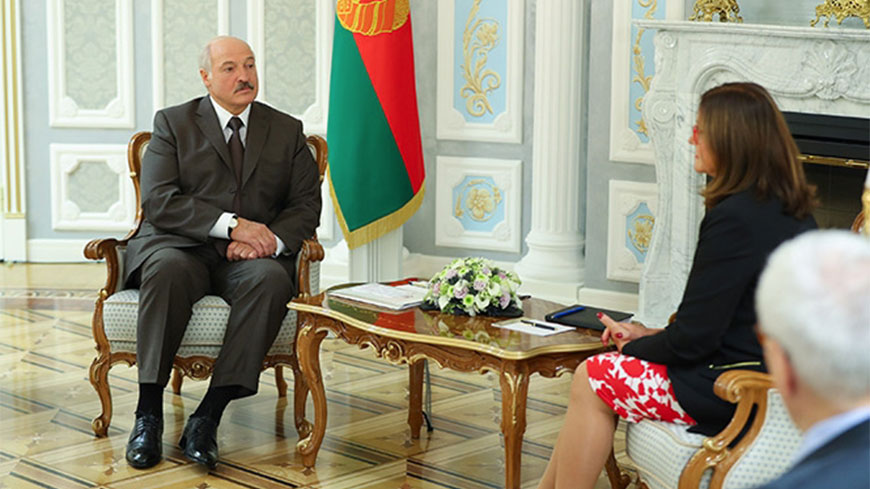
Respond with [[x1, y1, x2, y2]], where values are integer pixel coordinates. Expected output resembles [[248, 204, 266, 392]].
[[537, 82, 818, 489]]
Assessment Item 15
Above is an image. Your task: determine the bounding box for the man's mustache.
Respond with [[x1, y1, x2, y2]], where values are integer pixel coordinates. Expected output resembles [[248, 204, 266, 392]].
[[234, 81, 255, 93]]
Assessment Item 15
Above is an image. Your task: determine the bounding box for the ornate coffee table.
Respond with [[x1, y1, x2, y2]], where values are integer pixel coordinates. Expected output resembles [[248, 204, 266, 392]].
[[289, 288, 615, 489]]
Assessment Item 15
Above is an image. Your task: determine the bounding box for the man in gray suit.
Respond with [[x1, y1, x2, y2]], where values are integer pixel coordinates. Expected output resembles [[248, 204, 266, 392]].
[[754, 230, 869, 488], [124, 36, 321, 470]]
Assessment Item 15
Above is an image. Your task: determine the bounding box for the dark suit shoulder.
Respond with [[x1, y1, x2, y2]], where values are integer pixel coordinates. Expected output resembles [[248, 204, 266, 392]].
[[252, 101, 303, 130], [705, 189, 815, 237], [158, 97, 207, 120], [757, 421, 870, 489]]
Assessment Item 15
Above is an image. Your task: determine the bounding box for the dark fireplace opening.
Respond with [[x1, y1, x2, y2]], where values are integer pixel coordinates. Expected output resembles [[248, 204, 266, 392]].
[[783, 111, 869, 229]]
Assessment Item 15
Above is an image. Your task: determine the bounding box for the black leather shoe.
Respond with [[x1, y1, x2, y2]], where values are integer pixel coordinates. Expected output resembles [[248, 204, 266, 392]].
[[179, 416, 219, 469], [125, 414, 163, 469]]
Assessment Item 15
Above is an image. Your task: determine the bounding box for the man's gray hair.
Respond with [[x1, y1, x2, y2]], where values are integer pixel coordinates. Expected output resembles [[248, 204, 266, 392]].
[[757, 230, 870, 401], [199, 36, 252, 77]]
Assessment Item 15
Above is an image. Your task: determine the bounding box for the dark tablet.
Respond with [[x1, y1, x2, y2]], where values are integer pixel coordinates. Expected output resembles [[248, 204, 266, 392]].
[[544, 304, 633, 331]]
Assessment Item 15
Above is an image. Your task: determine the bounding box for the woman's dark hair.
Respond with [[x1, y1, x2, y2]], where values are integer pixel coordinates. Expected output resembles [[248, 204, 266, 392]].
[[698, 82, 817, 218]]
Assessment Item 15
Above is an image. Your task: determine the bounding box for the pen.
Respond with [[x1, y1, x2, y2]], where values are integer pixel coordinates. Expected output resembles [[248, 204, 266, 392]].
[[551, 305, 585, 319], [521, 319, 555, 331]]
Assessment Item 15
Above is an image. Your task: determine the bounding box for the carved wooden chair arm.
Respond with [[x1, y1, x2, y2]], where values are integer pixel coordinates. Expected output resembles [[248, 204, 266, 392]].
[[296, 238, 325, 298], [678, 370, 773, 489], [84, 237, 127, 299]]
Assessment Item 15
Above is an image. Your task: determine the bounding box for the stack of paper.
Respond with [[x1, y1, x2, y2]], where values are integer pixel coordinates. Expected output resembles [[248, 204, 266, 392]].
[[493, 318, 574, 336], [329, 283, 428, 310]]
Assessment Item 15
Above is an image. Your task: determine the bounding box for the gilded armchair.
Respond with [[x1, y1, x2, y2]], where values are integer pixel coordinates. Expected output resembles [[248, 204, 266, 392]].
[[84, 131, 327, 437]]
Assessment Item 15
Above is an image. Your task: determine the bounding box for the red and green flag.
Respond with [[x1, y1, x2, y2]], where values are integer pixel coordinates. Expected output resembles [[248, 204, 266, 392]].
[[327, 0, 425, 249]]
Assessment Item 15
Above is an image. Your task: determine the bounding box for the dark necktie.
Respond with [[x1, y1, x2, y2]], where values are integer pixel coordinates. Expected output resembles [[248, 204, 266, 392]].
[[228, 116, 244, 213]]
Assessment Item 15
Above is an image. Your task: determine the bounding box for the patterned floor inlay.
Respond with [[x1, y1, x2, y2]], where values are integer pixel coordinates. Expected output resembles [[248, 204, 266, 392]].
[[0, 263, 639, 488]]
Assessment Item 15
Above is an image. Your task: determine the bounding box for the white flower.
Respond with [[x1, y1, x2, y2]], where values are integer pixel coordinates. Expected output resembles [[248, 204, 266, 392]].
[[423, 257, 522, 315]]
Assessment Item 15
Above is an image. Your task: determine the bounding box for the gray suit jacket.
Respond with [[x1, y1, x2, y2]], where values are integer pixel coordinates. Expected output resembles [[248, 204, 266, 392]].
[[125, 96, 322, 280]]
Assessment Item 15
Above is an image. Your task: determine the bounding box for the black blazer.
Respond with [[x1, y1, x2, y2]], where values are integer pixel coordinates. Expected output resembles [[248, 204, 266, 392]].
[[754, 420, 870, 489], [125, 97, 322, 280], [623, 190, 816, 435]]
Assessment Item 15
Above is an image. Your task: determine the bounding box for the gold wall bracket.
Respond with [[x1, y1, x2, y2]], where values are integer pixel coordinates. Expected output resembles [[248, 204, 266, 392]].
[[811, 0, 870, 29], [689, 0, 743, 23]]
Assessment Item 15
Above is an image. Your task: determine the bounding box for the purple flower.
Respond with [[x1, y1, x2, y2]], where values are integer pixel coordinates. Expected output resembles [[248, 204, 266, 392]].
[[482, 266, 491, 276], [473, 279, 487, 291], [454, 285, 468, 299], [445, 269, 458, 279], [498, 272, 506, 280], [499, 293, 511, 308]]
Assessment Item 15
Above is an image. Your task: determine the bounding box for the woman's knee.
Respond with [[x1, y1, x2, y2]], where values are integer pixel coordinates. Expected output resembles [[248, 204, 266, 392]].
[[569, 361, 593, 402]]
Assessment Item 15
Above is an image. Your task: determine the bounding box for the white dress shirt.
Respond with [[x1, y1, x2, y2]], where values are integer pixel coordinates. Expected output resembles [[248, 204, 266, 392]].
[[206, 97, 286, 255], [791, 406, 870, 464]]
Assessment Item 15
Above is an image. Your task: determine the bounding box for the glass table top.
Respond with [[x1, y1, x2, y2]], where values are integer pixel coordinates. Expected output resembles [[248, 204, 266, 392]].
[[290, 284, 609, 360]]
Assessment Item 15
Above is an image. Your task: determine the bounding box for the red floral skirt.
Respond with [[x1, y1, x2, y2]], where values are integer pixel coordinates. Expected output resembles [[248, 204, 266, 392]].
[[586, 351, 697, 425]]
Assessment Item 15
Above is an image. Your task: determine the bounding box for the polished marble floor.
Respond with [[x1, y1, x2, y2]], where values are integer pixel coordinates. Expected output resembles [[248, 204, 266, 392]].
[[0, 263, 637, 488]]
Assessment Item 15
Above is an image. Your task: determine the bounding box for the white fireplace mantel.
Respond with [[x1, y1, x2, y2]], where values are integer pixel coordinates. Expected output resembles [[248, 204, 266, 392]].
[[634, 20, 870, 326]]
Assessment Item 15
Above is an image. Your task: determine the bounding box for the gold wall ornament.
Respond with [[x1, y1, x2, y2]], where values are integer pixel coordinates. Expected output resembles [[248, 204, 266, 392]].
[[689, 0, 743, 23], [460, 0, 502, 117], [628, 214, 655, 254], [811, 0, 870, 28], [454, 178, 502, 222], [336, 0, 410, 36], [632, 0, 658, 138]]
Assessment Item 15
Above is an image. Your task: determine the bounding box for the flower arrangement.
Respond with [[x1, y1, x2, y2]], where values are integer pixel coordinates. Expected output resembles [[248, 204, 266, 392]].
[[423, 257, 522, 316]]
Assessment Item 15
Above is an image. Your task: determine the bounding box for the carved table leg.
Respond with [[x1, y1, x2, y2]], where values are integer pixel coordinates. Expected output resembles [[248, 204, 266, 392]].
[[295, 318, 329, 469], [408, 360, 424, 439], [499, 364, 530, 489]]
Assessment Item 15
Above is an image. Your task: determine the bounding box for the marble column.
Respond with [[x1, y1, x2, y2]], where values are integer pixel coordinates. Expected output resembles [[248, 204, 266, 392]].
[[348, 226, 403, 282], [514, 0, 586, 298]]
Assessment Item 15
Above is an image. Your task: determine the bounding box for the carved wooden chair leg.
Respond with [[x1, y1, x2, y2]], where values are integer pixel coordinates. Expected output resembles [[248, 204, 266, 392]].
[[275, 365, 288, 397], [89, 354, 113, 437], [605, 447, 631, 489], [170, 366, 183, 394]]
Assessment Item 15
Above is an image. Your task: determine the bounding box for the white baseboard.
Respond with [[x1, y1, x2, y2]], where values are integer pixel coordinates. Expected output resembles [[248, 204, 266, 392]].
[[27, 239, 92, 262]]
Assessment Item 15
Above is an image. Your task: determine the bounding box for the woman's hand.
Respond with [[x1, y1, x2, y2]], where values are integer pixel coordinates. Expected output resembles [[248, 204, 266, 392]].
[[598, 313, 651, 352]]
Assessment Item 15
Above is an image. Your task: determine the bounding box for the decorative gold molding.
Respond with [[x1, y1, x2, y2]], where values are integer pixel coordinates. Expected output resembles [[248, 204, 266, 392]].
[[798, 154, 869, 170], [811, 0, 870, 28], [454, 178, 502, 222], [459, 0, 502, 117], [689, 0, 743, 23], [861, 183, 869, 237], [2, 0, 23, 215], [628, 213, 655, 254], [631, 0, 657, 137]]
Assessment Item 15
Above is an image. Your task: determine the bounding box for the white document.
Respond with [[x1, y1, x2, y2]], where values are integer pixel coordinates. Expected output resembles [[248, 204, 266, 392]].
[[493, 318, 574, 336], [329, 283, 428, 310]]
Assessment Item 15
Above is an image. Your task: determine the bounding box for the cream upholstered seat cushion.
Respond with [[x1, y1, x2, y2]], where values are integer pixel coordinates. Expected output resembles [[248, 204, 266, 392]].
[[102, 257, 320, 358], [625, 389, 801, 489], [626, 418, 710, 489]]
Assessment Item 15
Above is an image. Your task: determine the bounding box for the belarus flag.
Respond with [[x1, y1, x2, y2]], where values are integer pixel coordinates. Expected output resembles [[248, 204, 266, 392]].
[[326, 0, 425, 249]]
